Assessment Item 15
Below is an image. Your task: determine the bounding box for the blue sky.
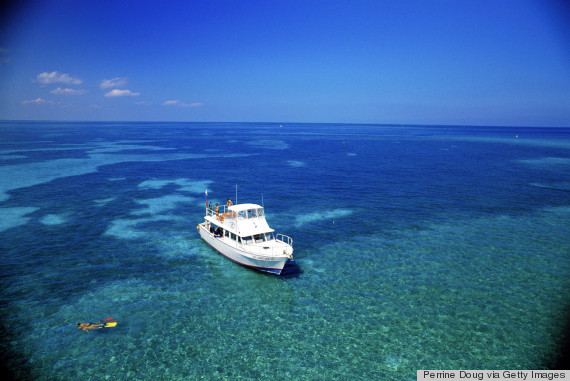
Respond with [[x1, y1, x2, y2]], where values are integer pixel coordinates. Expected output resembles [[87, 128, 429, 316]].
[[0, 0, 568, 126]]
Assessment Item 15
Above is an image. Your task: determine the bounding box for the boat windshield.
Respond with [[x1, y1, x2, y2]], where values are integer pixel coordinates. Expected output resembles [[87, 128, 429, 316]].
[[238, 207, 264, 219], [243, 232, 273, 244]]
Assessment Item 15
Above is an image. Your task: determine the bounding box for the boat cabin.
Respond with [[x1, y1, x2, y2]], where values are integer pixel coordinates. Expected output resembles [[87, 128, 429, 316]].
[[204, 203, 276, 245]]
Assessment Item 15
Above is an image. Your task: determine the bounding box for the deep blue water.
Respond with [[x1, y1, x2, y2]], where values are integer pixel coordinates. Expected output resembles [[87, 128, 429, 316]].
[[0, 121, 569, 380]]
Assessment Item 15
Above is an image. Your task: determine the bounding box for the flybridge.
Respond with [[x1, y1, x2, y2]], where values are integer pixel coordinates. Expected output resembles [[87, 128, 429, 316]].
[[205, 203, 273, 236]]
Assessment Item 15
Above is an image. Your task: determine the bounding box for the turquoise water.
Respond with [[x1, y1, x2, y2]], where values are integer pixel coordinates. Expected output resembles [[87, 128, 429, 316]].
[[0, 122, 569, 380]]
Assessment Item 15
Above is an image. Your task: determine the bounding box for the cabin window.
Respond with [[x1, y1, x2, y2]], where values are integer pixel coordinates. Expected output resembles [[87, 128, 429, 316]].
[[238, 210, 247, 219], [243, 236, 253, 244], [231, 232, 237, 241], [257, 208, 264, 217]]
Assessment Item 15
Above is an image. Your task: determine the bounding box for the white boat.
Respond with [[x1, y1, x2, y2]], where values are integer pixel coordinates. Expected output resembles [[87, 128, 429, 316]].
[[197, 202, 294, 275]]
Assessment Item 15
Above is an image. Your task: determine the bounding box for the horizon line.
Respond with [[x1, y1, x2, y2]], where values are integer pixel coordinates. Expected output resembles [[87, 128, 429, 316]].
[[0, 119, 568, 129]]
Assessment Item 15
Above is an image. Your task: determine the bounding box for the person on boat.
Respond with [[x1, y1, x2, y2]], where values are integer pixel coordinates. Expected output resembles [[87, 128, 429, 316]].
[[215, 203, 219, 216], [208, 202, 212, 213], [76, 322, 104, 333], [226, 198, 233, 207]]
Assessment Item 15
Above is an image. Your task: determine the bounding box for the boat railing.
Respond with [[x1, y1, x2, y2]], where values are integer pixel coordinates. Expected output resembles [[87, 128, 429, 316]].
[[275, 233, 293, 247], [206, 204, 238, 221], [206, 204, 225, 217]]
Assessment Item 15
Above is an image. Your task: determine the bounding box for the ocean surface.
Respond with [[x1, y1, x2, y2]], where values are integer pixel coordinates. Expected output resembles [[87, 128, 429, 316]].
[[0, 121, 569, 380]]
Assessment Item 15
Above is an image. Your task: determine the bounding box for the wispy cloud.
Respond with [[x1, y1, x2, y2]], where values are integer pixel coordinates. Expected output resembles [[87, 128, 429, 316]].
[[35, 71, 82, 85], [22, 97, 55, 105], [162, 100, 203, 107], [104, 89, 140, 97], [50, 87, 87, 95], [100, 77, 127, 89]]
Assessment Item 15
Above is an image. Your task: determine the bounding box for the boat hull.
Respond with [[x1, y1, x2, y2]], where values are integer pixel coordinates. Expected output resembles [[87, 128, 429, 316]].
[[199, 225, 289, 275]]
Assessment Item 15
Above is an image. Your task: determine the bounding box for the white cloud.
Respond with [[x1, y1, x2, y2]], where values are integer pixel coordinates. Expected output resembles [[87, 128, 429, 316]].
[[162, 100, 203, 107], [22, 97, 55, 105], [104, 89, 140, 97], [35, 71, 82, 85], [100, 77, 127, 89], [50, 87, 87, 95]]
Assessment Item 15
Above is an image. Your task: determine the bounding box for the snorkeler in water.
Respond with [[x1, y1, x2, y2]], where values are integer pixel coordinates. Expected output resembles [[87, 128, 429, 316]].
[[76, 317, 116, 333], [76, 322, 104, 333]]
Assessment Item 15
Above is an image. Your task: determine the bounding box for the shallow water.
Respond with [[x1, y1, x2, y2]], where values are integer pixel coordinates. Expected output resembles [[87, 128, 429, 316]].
[[0, 122, 569, 380]]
